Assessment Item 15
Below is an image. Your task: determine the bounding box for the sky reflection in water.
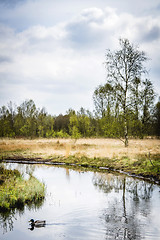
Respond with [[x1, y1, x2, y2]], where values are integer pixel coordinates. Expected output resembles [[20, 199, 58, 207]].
[[0, 163, 160, 240]]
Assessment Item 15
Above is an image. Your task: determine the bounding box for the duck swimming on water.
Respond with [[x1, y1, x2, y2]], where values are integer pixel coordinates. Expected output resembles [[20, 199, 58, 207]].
[[29, 219, 46, 225], [29, 219, 46, 229]]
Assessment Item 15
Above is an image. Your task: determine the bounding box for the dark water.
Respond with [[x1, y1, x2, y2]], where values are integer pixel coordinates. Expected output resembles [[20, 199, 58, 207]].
[[0, 163, 160, 240]]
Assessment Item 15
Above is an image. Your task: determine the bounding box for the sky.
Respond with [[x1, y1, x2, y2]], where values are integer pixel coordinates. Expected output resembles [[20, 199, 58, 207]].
[[0, 0, 160, 115]]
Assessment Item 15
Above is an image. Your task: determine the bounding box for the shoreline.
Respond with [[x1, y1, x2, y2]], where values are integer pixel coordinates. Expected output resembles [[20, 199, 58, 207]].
[[1, 138, 160, 185], [2, 156, 160, 185]]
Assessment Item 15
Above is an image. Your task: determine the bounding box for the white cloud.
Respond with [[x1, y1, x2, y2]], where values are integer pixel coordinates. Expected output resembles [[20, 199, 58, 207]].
[[0, 4, 160, 114]]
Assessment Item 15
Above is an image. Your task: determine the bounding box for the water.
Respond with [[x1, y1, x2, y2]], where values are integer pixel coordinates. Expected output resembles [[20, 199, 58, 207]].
[[0, 163, 160, 240]]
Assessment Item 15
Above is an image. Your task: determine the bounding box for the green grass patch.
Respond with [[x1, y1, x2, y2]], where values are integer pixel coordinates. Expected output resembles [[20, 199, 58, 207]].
[[0, 166, 46, 211]]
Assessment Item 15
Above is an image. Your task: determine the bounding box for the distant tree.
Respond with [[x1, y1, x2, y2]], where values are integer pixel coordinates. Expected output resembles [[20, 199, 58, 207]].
[[154, 97, 160, 137], [69, 112, 81, 140], [130, 77, 141, 120], [14, 105, 25, 136], [54, 114, 70, 134], [0, 106, 10, 137], [45, 115, 55, 137], [93, 84, 107, 118], [141, 79, 155, 135], [37, 107, 47, 137], [125, 77, 143, 137], [18, 100, 37, 137], [7, 101, 16, 133], [93, 83, 114, 118], [76, 108, 91, 137], [0, 102, 16, 137], [104, 38, 148, 146]]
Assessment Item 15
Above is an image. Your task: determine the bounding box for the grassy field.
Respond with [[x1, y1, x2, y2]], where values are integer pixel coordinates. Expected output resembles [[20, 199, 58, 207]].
[[0, 138, 160, 182]]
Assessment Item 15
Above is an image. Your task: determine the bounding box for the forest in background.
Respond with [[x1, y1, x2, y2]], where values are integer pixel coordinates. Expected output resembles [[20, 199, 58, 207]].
[[0, 39, 160, 140], [0, 96, 159, 139]]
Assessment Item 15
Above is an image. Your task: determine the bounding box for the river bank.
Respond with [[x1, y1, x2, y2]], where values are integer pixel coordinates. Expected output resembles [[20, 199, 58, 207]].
[[1, 163, 160, 240], [0, 138, 160, 184]]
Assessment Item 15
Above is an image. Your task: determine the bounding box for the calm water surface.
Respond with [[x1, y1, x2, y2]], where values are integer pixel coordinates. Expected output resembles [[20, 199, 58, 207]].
[[0, 163, 160, 240]]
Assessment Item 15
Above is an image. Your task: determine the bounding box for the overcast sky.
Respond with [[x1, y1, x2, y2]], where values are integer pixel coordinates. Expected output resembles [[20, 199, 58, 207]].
[[0, 0, 160, 115]]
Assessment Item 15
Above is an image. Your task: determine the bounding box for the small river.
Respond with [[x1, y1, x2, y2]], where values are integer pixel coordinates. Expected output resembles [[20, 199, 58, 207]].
[[0, 163, 160, 240]]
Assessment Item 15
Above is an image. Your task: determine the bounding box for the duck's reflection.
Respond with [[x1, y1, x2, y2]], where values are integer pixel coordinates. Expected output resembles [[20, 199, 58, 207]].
[[28, 224, 46, 231], [28, 219, 46, 231]]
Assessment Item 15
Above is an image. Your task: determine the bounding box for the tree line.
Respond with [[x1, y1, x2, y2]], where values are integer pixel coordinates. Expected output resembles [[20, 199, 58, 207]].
[[0, 96, 159, 140], [0, 39, 160, 142]]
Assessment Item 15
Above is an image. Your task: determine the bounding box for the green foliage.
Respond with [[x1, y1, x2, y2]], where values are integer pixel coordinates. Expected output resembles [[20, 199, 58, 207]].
[[77, 108, 92, 137], [70, 126, 82, 139], [0, 100, 55, 138], [46, 129, 55, 138], [99, 115, 124, 138], [128, 118, 143, 138], [0, 96, 158, 139], [0, 166, 45, 211], [55, 130, 70, 138], [93, 83, 114, 118], [69, 113, 81, 139], [154, 98, 160, 136], [54, 114, 69, 134]]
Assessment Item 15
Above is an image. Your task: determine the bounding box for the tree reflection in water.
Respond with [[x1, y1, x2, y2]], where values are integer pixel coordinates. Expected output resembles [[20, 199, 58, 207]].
[[93, 173, 154, 240], [0, 211, 15, 234]]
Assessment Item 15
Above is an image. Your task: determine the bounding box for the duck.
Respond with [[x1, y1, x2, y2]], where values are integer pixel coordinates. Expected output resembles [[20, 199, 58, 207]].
[[29, 219, 46, 226]]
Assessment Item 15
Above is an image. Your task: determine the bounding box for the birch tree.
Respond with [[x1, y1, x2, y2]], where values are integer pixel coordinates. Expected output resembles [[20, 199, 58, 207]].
[[104, 38, 148, 146]]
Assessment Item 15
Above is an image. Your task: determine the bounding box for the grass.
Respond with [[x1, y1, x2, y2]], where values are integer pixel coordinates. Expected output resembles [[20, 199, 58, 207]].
[[0, 138, 160, 183], [0, 166, 46, 211]]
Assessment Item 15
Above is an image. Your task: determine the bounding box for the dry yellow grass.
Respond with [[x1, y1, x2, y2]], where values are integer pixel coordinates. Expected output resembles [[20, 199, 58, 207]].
[[0, 138, 160, 160]]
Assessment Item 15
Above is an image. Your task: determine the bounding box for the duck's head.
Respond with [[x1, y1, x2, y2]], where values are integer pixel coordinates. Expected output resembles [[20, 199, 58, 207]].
[[29, 219, 34, 224]]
